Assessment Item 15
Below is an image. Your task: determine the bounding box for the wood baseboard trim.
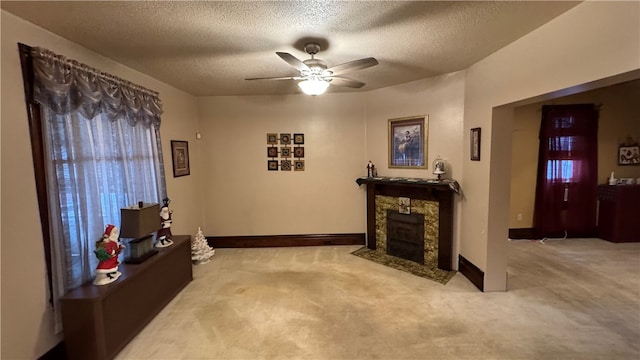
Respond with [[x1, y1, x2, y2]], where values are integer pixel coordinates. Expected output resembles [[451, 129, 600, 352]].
[[458, 254, 484, 292], [508, 227, 539, 240], [38, 341, 67, 360], [206, 233, 365, 248]]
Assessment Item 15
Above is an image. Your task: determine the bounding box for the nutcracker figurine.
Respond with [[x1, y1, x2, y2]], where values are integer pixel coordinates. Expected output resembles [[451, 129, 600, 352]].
[[156, 198, 174, 248], [366, 161, 377, 177]]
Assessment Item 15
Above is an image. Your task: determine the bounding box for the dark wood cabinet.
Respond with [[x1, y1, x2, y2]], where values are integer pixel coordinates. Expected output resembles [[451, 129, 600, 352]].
[[597, 185, 640, 242], [61, 235, 193, 360]]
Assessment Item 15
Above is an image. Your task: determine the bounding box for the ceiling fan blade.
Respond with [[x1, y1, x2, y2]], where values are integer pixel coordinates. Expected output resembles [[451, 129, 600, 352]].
[[276, 52, 310, 72], [327, 57, 378, 76], [329, 77, 366, 89], [245, 76, 300, 81]]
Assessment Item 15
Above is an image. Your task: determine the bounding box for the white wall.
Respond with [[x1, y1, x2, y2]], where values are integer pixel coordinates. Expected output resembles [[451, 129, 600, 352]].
[[197, 94, 367, 235], [462, 1, 640, 291], [1, 11, 201, 359], [3, 1, 639, 357], [364, 72, 466, 264], [196, 71, 466, 245]]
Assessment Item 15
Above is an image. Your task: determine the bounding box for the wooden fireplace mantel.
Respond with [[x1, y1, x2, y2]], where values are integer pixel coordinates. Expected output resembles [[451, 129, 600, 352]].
[[356, 176, 457, 270]]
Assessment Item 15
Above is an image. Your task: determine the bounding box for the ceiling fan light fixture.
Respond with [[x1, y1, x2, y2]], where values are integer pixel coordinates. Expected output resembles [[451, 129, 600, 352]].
[[248, 42, 378, 94], [298, 78, 329, 96]]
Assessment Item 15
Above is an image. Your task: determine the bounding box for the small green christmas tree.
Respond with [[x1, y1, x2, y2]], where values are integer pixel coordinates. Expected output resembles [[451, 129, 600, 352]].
[[191, 227, 215, 265]]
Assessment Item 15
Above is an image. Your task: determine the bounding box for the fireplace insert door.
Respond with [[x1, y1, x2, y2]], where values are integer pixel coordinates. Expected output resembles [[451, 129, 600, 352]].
[[386, 210, 425, 264]]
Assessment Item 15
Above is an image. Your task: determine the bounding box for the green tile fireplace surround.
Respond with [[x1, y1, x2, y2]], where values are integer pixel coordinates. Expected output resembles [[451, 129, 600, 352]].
[[355, 177, 455, 271]]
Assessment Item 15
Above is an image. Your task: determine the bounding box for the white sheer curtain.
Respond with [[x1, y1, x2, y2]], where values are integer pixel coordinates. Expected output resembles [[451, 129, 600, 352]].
[[30, 47, 167, 332]]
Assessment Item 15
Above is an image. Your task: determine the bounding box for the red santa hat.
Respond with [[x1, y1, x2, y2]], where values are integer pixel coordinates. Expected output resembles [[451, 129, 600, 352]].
[[104, 224, 116, 237]]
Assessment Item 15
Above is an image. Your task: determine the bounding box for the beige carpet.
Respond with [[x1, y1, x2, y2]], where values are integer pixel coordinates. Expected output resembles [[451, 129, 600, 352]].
[[116, 239, 640, 360]]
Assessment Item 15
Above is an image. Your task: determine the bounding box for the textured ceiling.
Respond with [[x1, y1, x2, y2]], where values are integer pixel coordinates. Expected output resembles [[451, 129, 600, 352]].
[[2, 1, 580, 96]]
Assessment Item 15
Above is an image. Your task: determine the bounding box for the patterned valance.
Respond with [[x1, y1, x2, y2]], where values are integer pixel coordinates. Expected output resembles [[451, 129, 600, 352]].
[[31, 47, 163, 127]]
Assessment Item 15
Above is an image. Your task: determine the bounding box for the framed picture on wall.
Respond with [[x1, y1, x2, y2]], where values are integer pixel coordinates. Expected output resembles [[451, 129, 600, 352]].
[[280, 133, 291, 145], [267, 133, 278, 145], [267, 147, 278, 158], [280, 160, 292, 171], [171, 140, 190, 177], [281, 147, 292, 158], [470, 127, 481, 161], [388, 115, 428, 168], [268, 160, 278, 171], [618, 145, 640, 165]]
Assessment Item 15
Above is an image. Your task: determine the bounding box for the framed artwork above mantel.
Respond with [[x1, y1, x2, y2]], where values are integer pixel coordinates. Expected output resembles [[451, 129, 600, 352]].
[[388, 115, 428, 169]]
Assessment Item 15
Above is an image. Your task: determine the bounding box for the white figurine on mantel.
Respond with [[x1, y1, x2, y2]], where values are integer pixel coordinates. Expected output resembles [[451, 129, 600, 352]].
[[432, 157, 446, 181], [191, 227, 215, 265], [156, 198, 174, 248]]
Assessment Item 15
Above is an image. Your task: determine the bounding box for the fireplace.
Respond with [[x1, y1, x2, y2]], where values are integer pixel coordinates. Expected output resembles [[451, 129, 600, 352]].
[[356, 176, 456, 270], [386, 210, 425, 264]]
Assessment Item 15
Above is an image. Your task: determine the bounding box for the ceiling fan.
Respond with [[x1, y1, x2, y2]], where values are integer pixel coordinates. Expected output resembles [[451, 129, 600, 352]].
[[246, 42, 378, 95]]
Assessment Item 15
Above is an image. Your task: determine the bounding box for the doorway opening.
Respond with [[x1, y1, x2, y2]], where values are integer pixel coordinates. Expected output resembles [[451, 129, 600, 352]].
[[505, 72, 640, 244], [486, 70, 640, 292]]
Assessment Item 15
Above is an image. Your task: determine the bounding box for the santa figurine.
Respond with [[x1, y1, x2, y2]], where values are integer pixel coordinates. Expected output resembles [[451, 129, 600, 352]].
[[93, 224, 125, 286], [156, 198, 174, 248]]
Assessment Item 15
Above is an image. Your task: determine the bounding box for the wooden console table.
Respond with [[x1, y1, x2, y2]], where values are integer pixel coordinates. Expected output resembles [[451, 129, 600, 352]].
[[61, 235, 193, 360], [356, 177, 457, 270]]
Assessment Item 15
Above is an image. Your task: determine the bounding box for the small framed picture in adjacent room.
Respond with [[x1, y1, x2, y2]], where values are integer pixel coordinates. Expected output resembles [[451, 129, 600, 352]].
[[171, 140, 190, 177], [618, 145, 640, 165], [470, 127, 481, 161]]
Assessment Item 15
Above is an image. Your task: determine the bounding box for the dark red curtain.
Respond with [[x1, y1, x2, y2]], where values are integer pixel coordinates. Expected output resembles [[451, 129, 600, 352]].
[[534, 104, 598, 238]]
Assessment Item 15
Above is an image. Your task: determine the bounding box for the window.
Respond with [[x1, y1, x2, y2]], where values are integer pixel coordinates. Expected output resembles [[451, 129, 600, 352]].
[[534, 104, 598, 238], [546, 159, 574, 182], [545, 135, 575, 182], [44, 110, 165, 287], [19, 44, 166, 332]]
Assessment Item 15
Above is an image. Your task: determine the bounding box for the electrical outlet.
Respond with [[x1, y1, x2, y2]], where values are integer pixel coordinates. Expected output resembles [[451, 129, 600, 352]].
[[517, 213, 523, 221]]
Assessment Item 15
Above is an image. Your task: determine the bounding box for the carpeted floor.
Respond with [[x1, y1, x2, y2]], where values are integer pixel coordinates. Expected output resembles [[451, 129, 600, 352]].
[[115, 239, 640, 360], [351, 246, 456, 284]]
